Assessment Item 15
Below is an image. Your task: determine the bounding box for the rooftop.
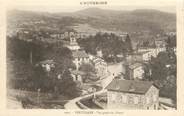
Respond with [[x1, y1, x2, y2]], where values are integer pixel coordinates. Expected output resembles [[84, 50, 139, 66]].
[[92, 57, 105, 64], [70, 70, 85, 75], [72, 50, 89, 58], [155, 36, 168, 41], [39, 60, 55, 65], [106, 79, 157, 94], [133, 51, 150, 55], [128, 62, 142, 69]]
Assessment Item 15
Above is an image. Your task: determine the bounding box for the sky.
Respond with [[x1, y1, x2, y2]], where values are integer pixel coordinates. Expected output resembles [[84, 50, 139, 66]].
[[5, 0, 176, 13]]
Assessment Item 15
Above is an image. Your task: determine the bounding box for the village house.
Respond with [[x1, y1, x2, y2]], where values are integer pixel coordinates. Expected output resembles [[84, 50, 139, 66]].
[[166, 32, 176, 36], [96, 49, 103, 58], [119, 33, 128, 41], [137, 47, 157, 58], [77, 31, 95, 39], [131, 51, 152, 62], [137, 37, 168, 58], [50, 32, 65, 39], [66, 35, 80, 51], [80, 84, 98, 95], [136, 39, 159, 58], [106, 79, 159, 109], [37, 60, 55, 72], [92, 57, 108, 78], [72, 50, 89, 70], [155, 38, 167, 54], [57, 31, 75, 39], [70, 70, 85, 83], [124, 62, 144, 80]]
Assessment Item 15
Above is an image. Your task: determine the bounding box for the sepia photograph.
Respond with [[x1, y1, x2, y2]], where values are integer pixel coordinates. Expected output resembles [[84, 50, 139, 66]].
[[5, 0, 177, 110]]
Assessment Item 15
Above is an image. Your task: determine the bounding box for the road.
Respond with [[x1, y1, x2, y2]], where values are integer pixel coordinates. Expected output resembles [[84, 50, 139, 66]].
[[101, 62, 125, 88], [64, 90, 106, 109], [107, 62, 125, 77], [64, 62, 125, 109]]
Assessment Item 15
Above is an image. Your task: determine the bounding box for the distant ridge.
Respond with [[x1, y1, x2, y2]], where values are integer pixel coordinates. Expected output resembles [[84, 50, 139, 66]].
[[8, 8, 176, 33]]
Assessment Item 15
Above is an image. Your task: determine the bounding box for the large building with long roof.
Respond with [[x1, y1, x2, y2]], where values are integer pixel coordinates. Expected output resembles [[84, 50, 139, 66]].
[[106, 79, 159, 109]]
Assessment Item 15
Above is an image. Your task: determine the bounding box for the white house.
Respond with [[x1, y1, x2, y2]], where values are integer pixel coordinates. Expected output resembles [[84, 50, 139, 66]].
[[92, 57, 108, 78], [132, 51, 152, 62], [66, 36, 80, 51], [124, 62, 144, 80], [137, 47, 157, 58], [96, 50, 103, 58], [72, 50, 89, 70], [155, 39, 167, 54], [70, 70, 85, 83], [38, 60, 55, 72]]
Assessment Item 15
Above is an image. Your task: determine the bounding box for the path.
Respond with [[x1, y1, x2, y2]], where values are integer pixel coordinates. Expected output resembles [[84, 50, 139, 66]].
[[101, 61, 125, 88], [64, 62, 124, 109], [64, 89, 106, 109]]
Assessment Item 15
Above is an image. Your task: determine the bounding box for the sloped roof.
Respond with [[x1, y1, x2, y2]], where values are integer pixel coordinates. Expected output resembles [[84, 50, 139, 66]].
[[39, 60, 55, 65], [70, 70, 85, 75], [133, 51, 150, 55], [105, 79, 157, 94], [128, 62, 142, 69], [72, 50, 89, 58], [92, 57, 105, 64]]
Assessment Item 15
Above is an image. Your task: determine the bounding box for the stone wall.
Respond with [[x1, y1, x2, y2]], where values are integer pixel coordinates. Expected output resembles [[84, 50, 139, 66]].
[[107, 85, 159, 110]]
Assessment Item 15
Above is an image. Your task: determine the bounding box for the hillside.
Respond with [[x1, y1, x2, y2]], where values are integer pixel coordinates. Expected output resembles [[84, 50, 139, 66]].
[[72, 8, 176, 33], [7, 8, 176, 34]]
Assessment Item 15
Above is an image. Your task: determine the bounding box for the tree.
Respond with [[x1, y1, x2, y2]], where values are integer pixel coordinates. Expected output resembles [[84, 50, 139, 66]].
[[41, 44, 79, 97], [125, 34, 133, 53], [7, 37, 45, 90], [149, 51, 176, 103], [143, 63, 152, 81], [79, 63, 97, 82], [7, 36, 80, 97], [78, 32, 129, 63], [56, 70, 81, 98], [150, 52, 169, 81], [7, 37, 45, 64], [166, 35, 176, 50]]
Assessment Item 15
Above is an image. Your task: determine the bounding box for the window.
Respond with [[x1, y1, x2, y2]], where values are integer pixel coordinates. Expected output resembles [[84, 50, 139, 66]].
[[154, 104, 157, 110], [153, 95, 157, 102], [134, 97, 139, 104], [51, 64, 54, 67], [111, 94, 116, 102], [128, 96, 134, 104], [146, 97, 150, 104], [121, 95, 127, 103]]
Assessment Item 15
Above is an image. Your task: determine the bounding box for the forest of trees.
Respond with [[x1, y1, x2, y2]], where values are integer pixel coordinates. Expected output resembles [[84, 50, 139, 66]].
[[79, 63, 98, 83], [7, 36, 80, 98], [78, 32, 133, 62], [144, 36, 176, 104]]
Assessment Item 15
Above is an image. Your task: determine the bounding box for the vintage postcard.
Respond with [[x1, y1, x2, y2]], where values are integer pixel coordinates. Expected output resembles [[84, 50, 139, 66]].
[[0, 0, 183, 115]]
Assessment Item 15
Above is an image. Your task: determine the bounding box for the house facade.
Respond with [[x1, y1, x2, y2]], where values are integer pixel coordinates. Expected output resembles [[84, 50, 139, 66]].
[[137, 47, 157, 58], [96, 50, 103, 58], [155, 39, 167, 54], [92, 57, 108, 78], [66, 36, 80, 51], [106, 80, 159, 110], [50, 32, 65, 39], [37, 60, 55, 72], [124, 62, 144, 80], [72, 50, 89, 70], [130, 51, 152, 62], [70, 70, 85, 83]]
